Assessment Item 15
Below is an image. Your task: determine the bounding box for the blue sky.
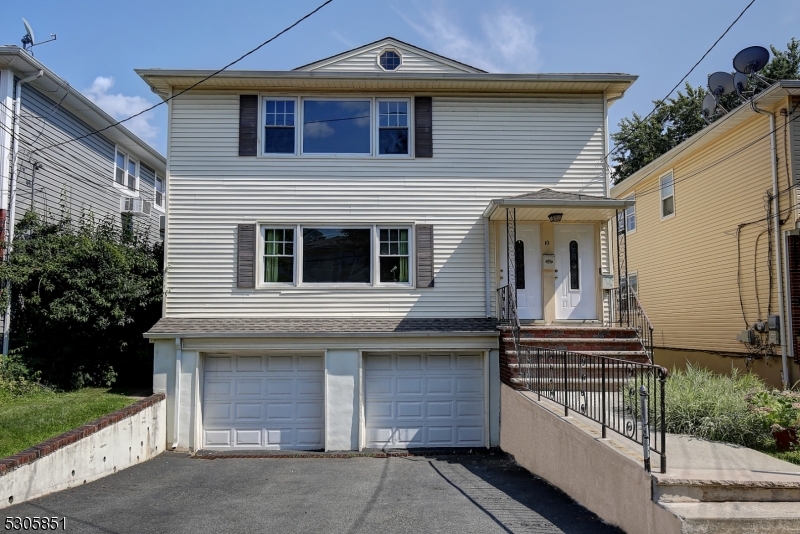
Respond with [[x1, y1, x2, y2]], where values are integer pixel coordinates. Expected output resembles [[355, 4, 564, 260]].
[[4, 0, 798, 155]]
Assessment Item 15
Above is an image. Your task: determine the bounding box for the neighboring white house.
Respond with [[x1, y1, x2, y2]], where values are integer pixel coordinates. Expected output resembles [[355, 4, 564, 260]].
[[137, 37, 637, 452], [0, 46, 166, 242]]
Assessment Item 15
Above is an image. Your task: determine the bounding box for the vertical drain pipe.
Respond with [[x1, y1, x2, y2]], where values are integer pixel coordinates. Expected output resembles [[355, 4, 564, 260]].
[[171, 338, 182, 449], [484, 215, 491, 318]]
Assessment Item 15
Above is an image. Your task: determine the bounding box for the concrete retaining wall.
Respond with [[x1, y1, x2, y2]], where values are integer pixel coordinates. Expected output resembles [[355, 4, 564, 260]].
[[500, 385, 679, 534], [0, 394, 166, 509]]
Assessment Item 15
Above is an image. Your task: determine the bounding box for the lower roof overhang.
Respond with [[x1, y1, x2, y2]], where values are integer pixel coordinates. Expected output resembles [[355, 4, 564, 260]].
[[483, 196, 635, 222]]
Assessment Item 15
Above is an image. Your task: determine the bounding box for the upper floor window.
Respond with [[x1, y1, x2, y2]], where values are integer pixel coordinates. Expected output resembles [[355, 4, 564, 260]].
[[625, 194, 636, 233], [660, 171, 675, 219], [380, 228, 410, 283], [260, 97, 412, 157], [303, 100, 371, 155], [303, 228, 371, 283], [155, 175, 165, 208], [264, 100, 295, 154], [114, 149, 138, 193], [379, 50, 401, 71], [262, 227, 295, 283]]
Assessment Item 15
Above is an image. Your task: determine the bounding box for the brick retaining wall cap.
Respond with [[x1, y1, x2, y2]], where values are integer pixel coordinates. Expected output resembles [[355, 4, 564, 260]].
[[0, 393, 165, 476]]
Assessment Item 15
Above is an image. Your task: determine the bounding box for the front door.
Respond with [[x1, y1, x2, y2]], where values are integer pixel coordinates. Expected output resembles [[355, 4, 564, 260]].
[[500, 223, 542, 320], [554, 224, 596, 320]]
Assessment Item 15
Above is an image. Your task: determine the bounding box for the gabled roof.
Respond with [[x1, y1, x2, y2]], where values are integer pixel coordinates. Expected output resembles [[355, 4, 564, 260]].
[[0, 46, 165, 168], [293, 36, 486, 74], [611, 80, 800, 196]]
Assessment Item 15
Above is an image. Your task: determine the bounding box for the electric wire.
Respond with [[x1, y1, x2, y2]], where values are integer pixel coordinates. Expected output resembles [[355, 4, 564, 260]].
[[30, 0, 335, 156], [605, 0, 758, 164]]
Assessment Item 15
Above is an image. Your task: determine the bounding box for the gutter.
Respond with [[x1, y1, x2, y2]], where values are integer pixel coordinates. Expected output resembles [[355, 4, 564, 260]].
[[484, 216, 491, 318], [171, 337, 182, 450]]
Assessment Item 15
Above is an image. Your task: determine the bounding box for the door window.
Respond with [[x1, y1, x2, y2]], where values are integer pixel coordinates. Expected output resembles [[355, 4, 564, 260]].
[[569, 240, 579, 290], [515, 240, 525, 290]]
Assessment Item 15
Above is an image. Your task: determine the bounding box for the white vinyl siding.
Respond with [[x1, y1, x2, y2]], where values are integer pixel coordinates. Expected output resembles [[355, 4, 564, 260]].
[[166, 93, 605, 317], [301, 46, 477, 74]]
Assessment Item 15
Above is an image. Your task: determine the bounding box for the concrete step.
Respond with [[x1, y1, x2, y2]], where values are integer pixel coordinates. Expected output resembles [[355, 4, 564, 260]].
[[504, 349, 651, 361], [653, 469, 800, 503], [499, 325, 640, 339], [660, 501, 800, 533], [509, 377, 631, 391]]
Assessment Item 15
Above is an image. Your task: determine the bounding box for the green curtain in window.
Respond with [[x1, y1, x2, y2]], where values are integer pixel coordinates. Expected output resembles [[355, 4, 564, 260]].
[[399, 257, 408, 282], [264, 257, 279, 283]]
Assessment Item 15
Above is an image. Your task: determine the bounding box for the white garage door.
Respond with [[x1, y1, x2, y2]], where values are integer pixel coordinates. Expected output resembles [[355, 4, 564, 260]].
[[202, 354, 324, 450], [365, 352, 485, 449]]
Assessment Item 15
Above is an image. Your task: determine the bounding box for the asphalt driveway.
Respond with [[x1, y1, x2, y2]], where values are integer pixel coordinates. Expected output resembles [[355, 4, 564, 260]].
[[5, 452, 620, 534]]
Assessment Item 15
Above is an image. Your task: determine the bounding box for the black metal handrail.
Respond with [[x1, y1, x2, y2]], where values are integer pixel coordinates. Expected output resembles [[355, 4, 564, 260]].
[[497, 285, 510, 324], [514, 345, 667, 473], [609, 286, 655, 364]]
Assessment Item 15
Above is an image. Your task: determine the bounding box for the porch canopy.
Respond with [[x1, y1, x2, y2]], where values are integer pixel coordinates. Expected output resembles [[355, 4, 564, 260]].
[[483, 188, 635, 222]]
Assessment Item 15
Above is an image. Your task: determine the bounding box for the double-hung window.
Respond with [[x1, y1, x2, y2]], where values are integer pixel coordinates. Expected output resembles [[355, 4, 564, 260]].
[[262, 228, 295, 283], [263, 100, 295, 154], [624, 194, 636, 233], [115, 149, 138, 193], [378, 101, 409, 155], [259, 225, 413, 286], [155, 175, 165, 208], [660, 171, 675, 219]]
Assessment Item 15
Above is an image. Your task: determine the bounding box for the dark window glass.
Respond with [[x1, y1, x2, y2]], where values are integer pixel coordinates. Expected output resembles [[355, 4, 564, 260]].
[[569, 240, 579, 290], [303, 228, 371, 283], [303, 100, 370, 154], [379, 228, 409, 282], [515, 240, 525, 290], [263, 228, 295, 283], [264, 100, 295, 154], [380, 51, 401, 70], [378, 101, 409, 155]]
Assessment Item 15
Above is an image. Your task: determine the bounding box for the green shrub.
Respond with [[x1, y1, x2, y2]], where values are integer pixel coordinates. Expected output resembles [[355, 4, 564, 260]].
[[0, 352, 45, 398], [0, 211, 162, 389], [664, 363, 773, 448], [749, 390, 800, 432]]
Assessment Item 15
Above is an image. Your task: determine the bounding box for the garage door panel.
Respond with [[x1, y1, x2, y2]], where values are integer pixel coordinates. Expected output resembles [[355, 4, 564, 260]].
[[203, 354, 324, 450], [365, 352, 485, 449]]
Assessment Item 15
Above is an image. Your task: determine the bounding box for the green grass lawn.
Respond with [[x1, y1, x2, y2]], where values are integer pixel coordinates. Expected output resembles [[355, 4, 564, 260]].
[[764, 449, 800, 466], [0, 388, 140, 459]]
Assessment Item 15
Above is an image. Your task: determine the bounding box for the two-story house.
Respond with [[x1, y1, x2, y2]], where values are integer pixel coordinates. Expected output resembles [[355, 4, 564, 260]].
[[0, 46, 166, 243], [139, 38, 638, 452]]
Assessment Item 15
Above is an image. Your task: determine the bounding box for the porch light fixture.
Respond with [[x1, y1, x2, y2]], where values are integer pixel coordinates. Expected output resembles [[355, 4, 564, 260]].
[[548, 213, 563, 223]]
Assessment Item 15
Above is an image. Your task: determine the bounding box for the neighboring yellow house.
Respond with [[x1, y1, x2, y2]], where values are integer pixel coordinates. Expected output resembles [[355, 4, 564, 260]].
[[611, 81, 800, 388]]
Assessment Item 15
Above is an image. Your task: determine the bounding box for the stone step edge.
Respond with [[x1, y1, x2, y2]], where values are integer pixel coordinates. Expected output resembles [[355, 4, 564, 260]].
[[504, 350, 650, 357], [502, 337, 642, 343]]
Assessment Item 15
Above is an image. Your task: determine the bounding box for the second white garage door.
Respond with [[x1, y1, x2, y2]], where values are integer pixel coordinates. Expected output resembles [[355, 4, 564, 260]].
[[202, 353, 324, 450], [365, 352, 485, 448]]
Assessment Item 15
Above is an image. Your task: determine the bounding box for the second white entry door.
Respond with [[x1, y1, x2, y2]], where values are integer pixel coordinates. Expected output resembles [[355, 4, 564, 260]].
[[554, 224, 596, 320], [500, 223, 542, 320]]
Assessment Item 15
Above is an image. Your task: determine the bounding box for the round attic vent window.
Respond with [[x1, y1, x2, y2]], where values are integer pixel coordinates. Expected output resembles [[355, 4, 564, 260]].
[[379, 50, 401, 71]]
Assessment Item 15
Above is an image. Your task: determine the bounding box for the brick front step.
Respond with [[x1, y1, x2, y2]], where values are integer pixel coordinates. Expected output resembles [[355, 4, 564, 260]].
[[502, 337, 645, 352]]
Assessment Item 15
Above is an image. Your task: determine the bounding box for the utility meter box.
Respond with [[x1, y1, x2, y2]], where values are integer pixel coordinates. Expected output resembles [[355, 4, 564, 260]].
[[768, 315, 781, 345], [737, 329, 755, 343], [542, 254, 555, 271], [601, 274, 615, 290]]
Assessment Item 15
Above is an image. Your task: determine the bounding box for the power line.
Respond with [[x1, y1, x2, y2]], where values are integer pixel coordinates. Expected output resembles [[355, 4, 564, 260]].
[[31, 0, 335, 156], [605, 0, 758, 164]]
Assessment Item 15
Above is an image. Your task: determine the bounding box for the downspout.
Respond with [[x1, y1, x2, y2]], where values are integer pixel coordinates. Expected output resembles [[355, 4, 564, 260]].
[[753, 102, 789, 387], [171, 337, 182, 450], [3, 70, 43, 355], [484, 215, 491, 318]]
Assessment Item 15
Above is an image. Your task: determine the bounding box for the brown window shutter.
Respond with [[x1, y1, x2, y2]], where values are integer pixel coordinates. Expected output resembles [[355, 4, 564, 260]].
[[237, 223, 256, 288], [239, 95, 258, 156], [415, 97, 432, 158], [416, 225, 434, 288]]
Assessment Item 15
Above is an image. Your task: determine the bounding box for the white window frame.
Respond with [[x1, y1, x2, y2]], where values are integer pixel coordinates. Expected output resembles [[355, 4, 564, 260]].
[[375, 98, 413, 158], [261, 96, 299, 157], [113, 147, 139, 197], [660, 170, 675, 220], [154, 173, 165, 211], [257, 95, 414, 159], [256, 223, 415, 288], [624, 194, 636, 234], [257, 226, 297, 287], [377, 48, 403, 71]]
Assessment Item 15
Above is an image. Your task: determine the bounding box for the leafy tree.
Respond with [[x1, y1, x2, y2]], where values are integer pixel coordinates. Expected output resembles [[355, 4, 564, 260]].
[[611, 38, 800, 183], [0, 211, 163, 389]]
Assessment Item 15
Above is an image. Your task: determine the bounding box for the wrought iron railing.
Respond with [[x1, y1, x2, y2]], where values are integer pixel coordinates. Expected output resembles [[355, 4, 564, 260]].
[[514, 345, 667, 473], [497, 285, 510, 325], [609, 286, 655, 364]]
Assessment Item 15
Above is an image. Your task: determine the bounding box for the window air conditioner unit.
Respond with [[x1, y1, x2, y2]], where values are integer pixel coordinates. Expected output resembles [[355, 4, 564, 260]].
[[120, 197, 152, 217]]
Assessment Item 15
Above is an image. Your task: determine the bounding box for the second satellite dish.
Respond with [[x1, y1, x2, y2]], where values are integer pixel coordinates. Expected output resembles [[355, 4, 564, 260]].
[[701, 93, 717, 120], [733, 46, 770, 74], [22, 18, 35, 49], [733, 72, 749, 95], [708, 72, 735, 96]]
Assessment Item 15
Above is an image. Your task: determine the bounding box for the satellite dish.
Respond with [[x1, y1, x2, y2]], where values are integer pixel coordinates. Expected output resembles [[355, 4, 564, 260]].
[[701, 93, 717, 121], [21, 18, 35, 50], [708, 72, 735, 96], [733, 72, 749, 95], [733, 46, 769, 74]]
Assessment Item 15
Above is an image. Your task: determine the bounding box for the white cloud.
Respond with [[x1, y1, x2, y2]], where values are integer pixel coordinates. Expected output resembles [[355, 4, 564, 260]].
[[83, 76, 158, 141], [304, 122, 335, 138], [400, 2, 540, 73]]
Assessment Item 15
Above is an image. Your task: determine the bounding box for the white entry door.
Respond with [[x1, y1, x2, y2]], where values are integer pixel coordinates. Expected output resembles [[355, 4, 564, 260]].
[[500, 223, 542, 320], [554, 224, 597, 320], [202, 353, 324, 450], [364, 352, 485, 449]]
